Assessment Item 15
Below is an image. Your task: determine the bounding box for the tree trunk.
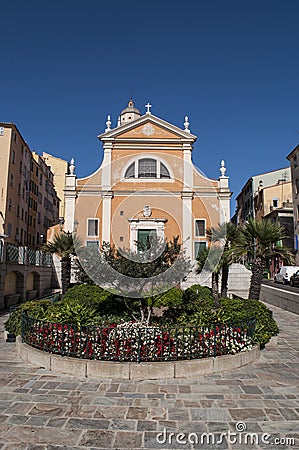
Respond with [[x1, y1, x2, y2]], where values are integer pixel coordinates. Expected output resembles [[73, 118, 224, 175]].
[[221, 263, 229, 298], [248, 257, 265, 300], [212, 272, 220, 308], [61, 257, 71, 295]]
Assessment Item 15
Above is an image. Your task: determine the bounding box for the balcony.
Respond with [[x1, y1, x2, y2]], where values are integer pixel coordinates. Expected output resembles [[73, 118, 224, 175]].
[[0, 241, 52, 266]]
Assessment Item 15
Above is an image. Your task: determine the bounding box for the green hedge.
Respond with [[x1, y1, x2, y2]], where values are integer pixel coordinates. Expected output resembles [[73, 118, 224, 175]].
[[5, 284, 279, 346]]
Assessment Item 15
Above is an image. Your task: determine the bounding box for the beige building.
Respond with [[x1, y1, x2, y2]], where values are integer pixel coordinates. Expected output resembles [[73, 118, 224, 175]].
[[286, 144, 299, 261], [64, 100, 232, 267], [0, 123, 59, 248], [32, 152, 60, 244], [42, 152, 69, 219], [254, 181, 292, 220], [232, 167, 291, 225]]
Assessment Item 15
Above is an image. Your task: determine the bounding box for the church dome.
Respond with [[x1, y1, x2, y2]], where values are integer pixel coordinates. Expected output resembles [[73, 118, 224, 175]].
[[120, 98, 141, 125]]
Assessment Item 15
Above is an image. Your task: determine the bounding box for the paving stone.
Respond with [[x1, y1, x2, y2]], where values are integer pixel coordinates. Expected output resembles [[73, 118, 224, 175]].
[[0, 306, 298, 449], [29, 403, 67, 417], [113, 430, 143, 448], [126, 407, 148, 420], [229, 408, 268, 421], [147, 407, 167, 420], [265, 408, 285, 421], [25, 416, 48, 426], [167, 408, 189, 421], [278, 408, 299, 420], [66, 417, 109, 429], [241, 385, 263, 394], [4, 402, 34, 415], [190, 408, 231, 421], [47, 417, 67, 427], [80, 430, 115, 447], [137, 420, 158, 431], [95, 406, 127, 419], [6, 415, 28, 425], [3, 426, 82, 446], [67, 405, 95, 418], [109, 419, 136, 430]]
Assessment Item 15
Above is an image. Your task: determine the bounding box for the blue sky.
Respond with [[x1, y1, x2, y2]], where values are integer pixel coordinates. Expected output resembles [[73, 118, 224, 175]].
[[1, 0, 298, 213]]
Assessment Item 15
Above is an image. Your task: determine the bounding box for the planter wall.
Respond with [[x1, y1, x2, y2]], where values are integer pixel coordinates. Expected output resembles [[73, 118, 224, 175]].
[[16, 336, 260, 380]]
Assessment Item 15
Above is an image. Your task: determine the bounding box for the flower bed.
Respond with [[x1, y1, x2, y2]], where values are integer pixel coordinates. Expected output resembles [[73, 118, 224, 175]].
[[22, 314, 255, 363]]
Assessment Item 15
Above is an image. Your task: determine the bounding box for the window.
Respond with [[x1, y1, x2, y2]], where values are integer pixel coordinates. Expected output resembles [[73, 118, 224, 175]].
[[195, 219, 206, 237], [125, 162, 135, 178], [194, 241, 207, 258], [124, 158, 171, 179], [86, 240, 100, 248], [12, 150, 15, 164], [87, 219, 99, 237], [273, 198, 278, 208], [7, 223, 12, 237], [137, 229, 157, 252], [138, 159, 157, 178], [8, 199, 12, 211], [160, 162, 170, 178]]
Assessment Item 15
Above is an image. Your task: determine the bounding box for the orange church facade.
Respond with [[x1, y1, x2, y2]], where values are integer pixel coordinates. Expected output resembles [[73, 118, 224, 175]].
[[64, 100, 231, 265]]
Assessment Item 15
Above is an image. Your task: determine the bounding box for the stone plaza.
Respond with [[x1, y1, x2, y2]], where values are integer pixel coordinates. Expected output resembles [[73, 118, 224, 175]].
[[0, 304, 298, 449]]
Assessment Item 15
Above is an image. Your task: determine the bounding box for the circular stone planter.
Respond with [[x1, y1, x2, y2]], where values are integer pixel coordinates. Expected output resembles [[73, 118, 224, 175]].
[[16, 337, 260, 380]]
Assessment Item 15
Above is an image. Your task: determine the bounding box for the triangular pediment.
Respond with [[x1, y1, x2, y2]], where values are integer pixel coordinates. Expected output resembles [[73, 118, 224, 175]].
[[98, 114, 197, 142]]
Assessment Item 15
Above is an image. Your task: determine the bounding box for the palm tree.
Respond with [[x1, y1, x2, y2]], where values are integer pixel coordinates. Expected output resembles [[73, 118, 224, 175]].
[[228, 218, 294, 300], [207, 222, 239, 298], [44, 232, 78, 294], [196, 246, 222, 307]]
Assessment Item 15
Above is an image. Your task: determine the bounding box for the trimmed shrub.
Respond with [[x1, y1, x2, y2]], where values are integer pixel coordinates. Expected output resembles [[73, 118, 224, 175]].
[[4, 299, 52, 335]]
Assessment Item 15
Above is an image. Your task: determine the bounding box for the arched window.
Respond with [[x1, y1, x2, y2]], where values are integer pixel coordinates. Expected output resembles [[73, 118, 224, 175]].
[[138, 158, 157, 178], [160, 162, 170, 179], [124, 162, 135, 178], [124, 158, 171, 179]]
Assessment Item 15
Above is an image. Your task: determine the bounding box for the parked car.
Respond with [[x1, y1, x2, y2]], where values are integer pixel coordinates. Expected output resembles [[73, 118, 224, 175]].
[[274, 266, 299, 284], [290, 270, 299, 287]]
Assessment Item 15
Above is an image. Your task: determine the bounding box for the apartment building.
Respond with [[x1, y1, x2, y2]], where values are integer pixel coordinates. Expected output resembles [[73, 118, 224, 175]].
[[42, 152, 69, 219], [0, 123, 59, 248], [232, 167, 291, 225], [286, 144, 299, 262]]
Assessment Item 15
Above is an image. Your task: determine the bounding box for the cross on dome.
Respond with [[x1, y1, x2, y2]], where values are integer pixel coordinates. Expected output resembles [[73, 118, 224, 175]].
[[145, 102, 152, 114]]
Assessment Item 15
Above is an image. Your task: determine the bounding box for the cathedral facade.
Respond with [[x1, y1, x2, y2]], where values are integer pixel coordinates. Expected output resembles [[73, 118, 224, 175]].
[[64, 100, 231, 265]]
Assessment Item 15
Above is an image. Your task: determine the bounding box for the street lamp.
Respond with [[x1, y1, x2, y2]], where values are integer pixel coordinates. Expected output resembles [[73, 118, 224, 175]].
[[58, 217, 65, 232]]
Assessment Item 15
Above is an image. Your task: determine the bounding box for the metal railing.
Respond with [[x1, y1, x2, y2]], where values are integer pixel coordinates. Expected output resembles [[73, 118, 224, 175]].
[[21, 314, 256, 363], [2, 242, 52, 266]]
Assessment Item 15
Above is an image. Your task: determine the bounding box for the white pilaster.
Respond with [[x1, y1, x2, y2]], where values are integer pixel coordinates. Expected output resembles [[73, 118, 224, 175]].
[[183, 143, 193, 189], [64, 173, 77, 232], [101, 142, 113, 244], [102, 142, 112, 189], [218, 161, 231, 224], [181, 191, 193, 261], [101, 191, 113, 244]]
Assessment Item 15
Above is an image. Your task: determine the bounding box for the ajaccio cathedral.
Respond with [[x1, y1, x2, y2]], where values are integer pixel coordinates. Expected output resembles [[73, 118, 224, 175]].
[[63, 99, 231, 270]]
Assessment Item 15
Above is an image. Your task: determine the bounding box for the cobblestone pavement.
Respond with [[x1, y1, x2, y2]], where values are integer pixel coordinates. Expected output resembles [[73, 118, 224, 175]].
[[0, 304, 298, 450]]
